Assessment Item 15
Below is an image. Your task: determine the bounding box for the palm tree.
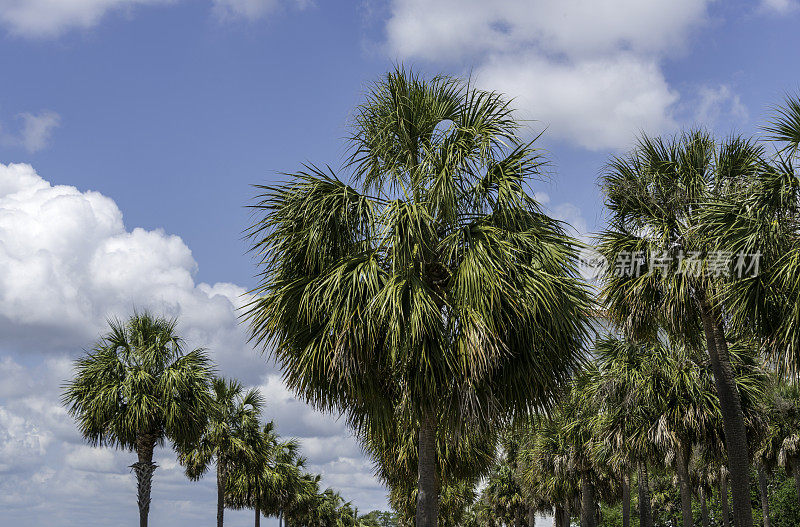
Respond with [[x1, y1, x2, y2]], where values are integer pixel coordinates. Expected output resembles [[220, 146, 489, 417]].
[[245, 67, 592, 527], [597, 130, 766, 527], [62, 312, 212, 527], [180, 377, 263, 527], [591, 336, 662, 527], [226, 422, 302, 527]]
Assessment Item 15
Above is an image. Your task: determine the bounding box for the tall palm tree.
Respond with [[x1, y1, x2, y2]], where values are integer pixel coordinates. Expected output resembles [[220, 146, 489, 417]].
[[62, 312, 212, 527], [245, 67, 592, 527], [180, 377, 263, 527], [597, 130, 766, 527]]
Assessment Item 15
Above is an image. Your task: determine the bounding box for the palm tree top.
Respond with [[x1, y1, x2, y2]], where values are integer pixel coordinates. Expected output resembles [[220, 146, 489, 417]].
[[246, 67, 593, 423], [62, 311, 213, 451]]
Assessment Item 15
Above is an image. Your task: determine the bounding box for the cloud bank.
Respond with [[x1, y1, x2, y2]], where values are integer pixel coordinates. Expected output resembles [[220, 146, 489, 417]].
[[0, 162, 385, 526]]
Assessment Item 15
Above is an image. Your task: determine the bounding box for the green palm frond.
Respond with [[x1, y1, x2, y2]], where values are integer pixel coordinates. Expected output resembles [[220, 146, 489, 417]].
[[62, 311, 213, 451]]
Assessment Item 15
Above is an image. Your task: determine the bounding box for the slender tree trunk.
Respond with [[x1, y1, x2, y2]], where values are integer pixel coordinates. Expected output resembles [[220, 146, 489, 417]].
[[700, 487, 710, 527], [416, 409, 439, 527], [580, 473, 597, 527], [554, 505, 563, 527], [255, 505, 260, 527], [555, 500, 571, 527], [720, 468, 731, 527], [699, 298, 754, 527], [638, 461, 654, 527], [758, 462, 771, 527], [565, 498, 571, 527], [132, 432, 157, 527], [791, 458, 800, 509], [528, 506, 536, 527], [217, 457, 226, 527], [622, 470, 630, 527], [675, 443, 693, 527], [278, 511, 282, 527]]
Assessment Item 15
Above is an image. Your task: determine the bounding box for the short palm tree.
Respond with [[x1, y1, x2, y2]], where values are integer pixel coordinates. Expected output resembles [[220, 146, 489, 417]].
[[179, 377, 263, 527], [246, 68, 592, 527], [597, 129, 766, 527], [62, 312, 213, 527]]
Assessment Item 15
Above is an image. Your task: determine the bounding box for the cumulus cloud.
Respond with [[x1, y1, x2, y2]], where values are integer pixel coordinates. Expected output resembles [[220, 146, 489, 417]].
[[0, 111, 60, 153], [476, 53, 678, 150], [383, 0, 723, 151], [0, 162, 387, 525], [385, 0, 710, 62]]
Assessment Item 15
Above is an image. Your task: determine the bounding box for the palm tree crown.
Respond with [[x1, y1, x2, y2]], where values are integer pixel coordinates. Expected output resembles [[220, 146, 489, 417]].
[[62, 312, 212, 527]]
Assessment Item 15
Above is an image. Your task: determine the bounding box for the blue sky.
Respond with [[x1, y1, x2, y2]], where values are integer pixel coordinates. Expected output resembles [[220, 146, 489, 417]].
[[1, 1, 799, 526]]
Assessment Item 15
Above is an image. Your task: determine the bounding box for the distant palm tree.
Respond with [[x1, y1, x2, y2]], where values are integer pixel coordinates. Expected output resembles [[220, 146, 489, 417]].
[[246, 67, 592, 527], [591, 336, 661, 527], [62, 312, 213, 527], [226, 422, 302, 527], [180, 377, 263, 527]]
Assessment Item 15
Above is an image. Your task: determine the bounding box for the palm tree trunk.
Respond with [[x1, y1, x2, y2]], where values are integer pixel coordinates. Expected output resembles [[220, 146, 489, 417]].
[[675, 443, 693, 527], [699, 298, 753, 527], [638, 461, 653, 527], [758, 462, 771, 527], [555, 500, 571, 527], [254, 505, 260, 527], [720, 468, 731, 527], [700, 487, 710, 527], [217, 457, 226, 527], [527, 506, 536, 527], [622, 470, 630, 527], [565, 498, 572, 527], [416, 409, 439, 527], [132, 433, 157, 527], [580, 473, 597, 527]]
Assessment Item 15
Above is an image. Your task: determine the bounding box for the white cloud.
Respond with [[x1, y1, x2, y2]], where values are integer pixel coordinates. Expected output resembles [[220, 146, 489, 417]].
[[0, 0, 173, 37], [0, 111, 60, 153], [385, 0, 710, 62], [0, 162, 387, 525], [476, 53, 679, 151], [0, 0, 308, 36], [692, 84, 748, 128], [383, 0, 718, 151]]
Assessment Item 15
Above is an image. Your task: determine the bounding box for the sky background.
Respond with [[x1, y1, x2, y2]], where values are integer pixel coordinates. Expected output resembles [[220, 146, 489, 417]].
[[1, 1, 799, 525]]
